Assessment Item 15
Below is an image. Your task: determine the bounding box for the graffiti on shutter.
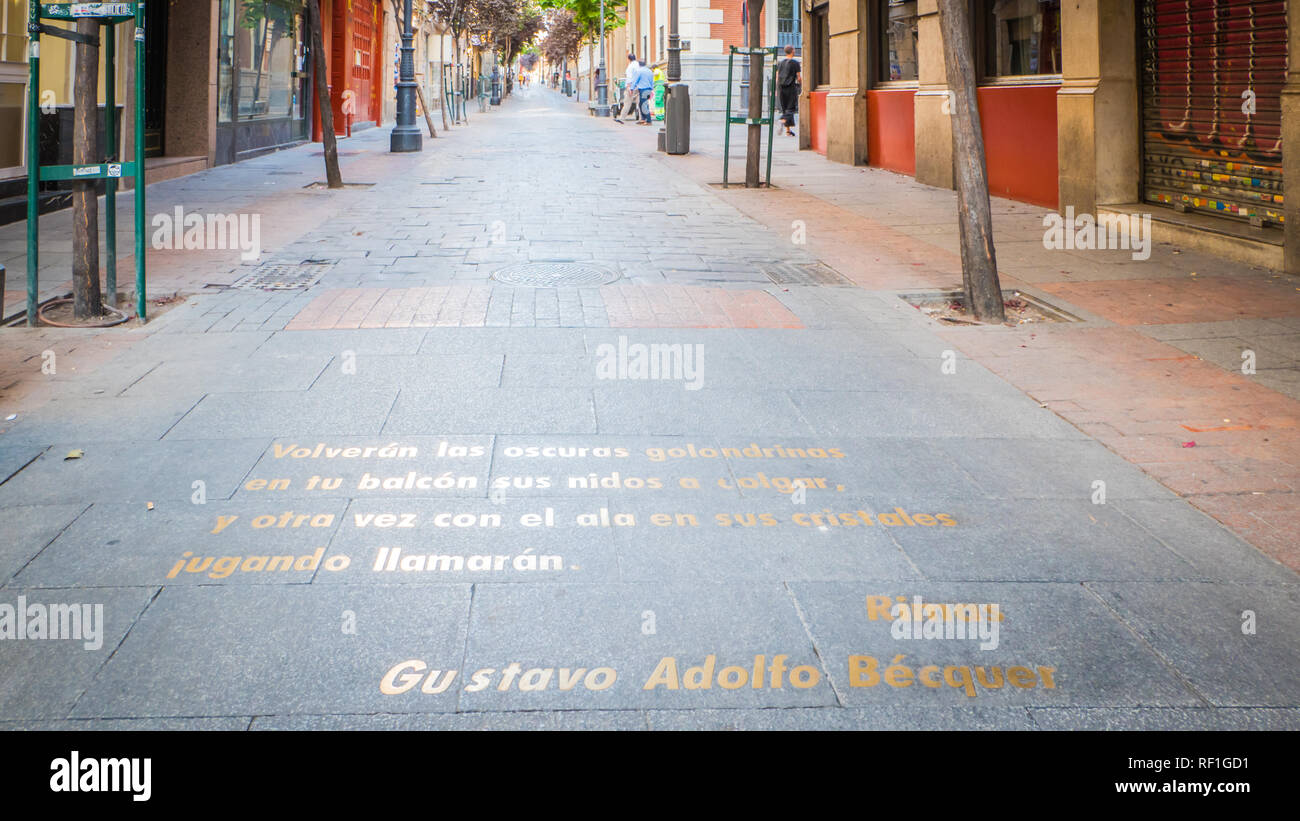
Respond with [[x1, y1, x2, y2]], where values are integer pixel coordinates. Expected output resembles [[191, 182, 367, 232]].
[[1142, 0, 1286, 225]]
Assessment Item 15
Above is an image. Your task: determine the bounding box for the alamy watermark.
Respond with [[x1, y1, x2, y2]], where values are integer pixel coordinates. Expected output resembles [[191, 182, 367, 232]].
[[0, 595, 103, 650], [595, 336, 704, 391], [152, 206, 262, 261], [871, 594, 1001, 651], [1043, 207, 1152, 261]]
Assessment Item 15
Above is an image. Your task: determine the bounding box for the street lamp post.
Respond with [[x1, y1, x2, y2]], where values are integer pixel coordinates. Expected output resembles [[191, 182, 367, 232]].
[[593, 0, 610, 116], [663, 0, 690, 153], [391, 0, 423, 152]]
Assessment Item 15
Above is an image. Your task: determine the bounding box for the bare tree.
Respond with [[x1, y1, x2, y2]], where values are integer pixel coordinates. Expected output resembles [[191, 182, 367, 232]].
[[937, 0, 1004, 323], [306, 0, 343, 187]]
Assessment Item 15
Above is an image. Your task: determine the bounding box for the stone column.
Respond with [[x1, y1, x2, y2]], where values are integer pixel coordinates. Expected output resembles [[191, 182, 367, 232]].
[[1284, 0, 1300, 272], [825, 0, 867, 164], [1057, 0, 1138, 216], [913, 0, 952, 189]]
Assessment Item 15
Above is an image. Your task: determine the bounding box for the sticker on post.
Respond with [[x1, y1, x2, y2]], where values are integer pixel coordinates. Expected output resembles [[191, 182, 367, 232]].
[[135, 27, 145, 42], [107, 164, 122, 178], [73, 166, 103, 177], [71, 3, 133, 16]]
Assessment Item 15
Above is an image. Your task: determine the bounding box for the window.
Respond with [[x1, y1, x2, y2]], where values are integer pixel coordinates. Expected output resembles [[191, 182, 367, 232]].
[[777, 0, 801, 51], [878, 0, 919, 82], [0, 0, 29, 175], [1, 0, 26, 62], [982, 0, 1061, 78], [218, 0, 306, 122]]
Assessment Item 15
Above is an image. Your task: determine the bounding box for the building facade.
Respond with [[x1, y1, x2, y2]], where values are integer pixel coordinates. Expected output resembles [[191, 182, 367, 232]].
[[800, 0, 1296, 271], [0, 0, 394, 225], [611, 0, 779, 125]]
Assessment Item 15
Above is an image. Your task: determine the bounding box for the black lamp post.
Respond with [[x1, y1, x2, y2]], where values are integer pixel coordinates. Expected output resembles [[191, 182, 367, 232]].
[[391, 0, 422, 152], [593, 0, 610, 116]]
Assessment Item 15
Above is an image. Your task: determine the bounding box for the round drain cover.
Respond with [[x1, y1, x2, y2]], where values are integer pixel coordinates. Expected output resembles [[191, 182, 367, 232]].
[[491, 262, 621, 287]]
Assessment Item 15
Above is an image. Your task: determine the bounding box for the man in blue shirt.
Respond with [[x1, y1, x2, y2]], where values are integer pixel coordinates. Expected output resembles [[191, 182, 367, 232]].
[[634, 60, 655, 124]]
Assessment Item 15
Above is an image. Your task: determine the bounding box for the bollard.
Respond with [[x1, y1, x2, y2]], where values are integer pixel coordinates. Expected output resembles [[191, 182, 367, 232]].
[[665, 83, 691, 154]]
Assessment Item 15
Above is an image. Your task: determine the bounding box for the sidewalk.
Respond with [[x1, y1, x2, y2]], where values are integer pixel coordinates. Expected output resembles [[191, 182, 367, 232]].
[[0, 86, 1296, 730]]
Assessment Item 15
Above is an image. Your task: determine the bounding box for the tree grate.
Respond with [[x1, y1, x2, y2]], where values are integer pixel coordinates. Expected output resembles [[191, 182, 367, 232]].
[[761, 262, 854, 286], [230, 261, 335, 291], [491, 262, 621, 287]]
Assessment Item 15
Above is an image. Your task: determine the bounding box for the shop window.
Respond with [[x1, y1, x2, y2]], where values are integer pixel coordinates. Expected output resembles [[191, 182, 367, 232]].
[[981, 0, 1061, 78], [878, 0, 919, 82], [218, 0, 306, 122]]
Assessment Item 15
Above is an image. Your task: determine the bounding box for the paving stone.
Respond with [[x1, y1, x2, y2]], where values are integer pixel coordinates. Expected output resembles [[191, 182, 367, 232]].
[[1113, 499, 1298, 585], [0, 439, 269, 506], [644, 706, 1037, 730], [309, 354, 504, 390], [1087, 582, 1300, 707], [885, 498, 1202, 581], [250, 711, 648, 730], [1027, 707, 1300, 730], [456, 583, 835, 711], [13, 499, 349, 587], [0, 503, 87, 585], [789, 390, 1088, 439], [594, 387, 809, 435], [72, 585, 472, 717], [384, 387, 596, 435], [0, 586, 156, 719], [122, 355, 332, 398], [2, 397, 200, 443], [789, 581, 1198, 707], [164, 389, 399, 439]]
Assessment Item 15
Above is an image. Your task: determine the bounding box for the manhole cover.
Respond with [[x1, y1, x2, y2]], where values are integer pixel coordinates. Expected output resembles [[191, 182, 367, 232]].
[[231, 261, 335, 290], [491, 262, 621, 287], [761, 262, 853, 286]]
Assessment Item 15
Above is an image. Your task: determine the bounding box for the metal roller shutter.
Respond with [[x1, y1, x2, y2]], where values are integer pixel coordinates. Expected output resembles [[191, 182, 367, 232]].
[[1141, 0, 1286, 225]]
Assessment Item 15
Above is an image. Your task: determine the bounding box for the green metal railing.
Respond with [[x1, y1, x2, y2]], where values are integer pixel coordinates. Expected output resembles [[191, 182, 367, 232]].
[[722, 46, 777, 189], [26, 1, 148, 325]]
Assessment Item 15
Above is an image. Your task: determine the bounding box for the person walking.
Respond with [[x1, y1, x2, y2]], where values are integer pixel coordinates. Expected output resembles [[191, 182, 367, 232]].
[[615, 54, 640, 123], [634, 59, 655, 125], [776, 45, 801, 136]]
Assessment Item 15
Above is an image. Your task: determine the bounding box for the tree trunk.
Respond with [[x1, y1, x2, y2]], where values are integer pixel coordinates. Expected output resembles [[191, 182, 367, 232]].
[[307, 0, 343, 188], [936, 0, 1004, 323], [72, 19, 102, 319], [745, 0, 765, 188]]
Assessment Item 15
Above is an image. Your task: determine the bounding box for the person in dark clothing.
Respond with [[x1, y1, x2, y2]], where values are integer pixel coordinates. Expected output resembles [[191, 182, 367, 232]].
[[776, 45, 801, 136]]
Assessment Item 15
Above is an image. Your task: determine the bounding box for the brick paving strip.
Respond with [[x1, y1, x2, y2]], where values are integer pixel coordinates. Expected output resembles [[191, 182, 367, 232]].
[[286, 284, 803, 330]]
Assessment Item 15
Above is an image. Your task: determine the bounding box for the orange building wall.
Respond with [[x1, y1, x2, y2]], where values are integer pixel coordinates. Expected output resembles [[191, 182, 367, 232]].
[[866, 88, 916, 175], [975, 84, 1059, 208], [809, 90, 828, 155]]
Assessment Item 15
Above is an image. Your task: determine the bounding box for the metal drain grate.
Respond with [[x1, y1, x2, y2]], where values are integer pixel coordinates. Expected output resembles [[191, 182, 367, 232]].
[[491, 262, 621, 287], [761, 262, 853, 286], [231, 261, 335, 290]]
